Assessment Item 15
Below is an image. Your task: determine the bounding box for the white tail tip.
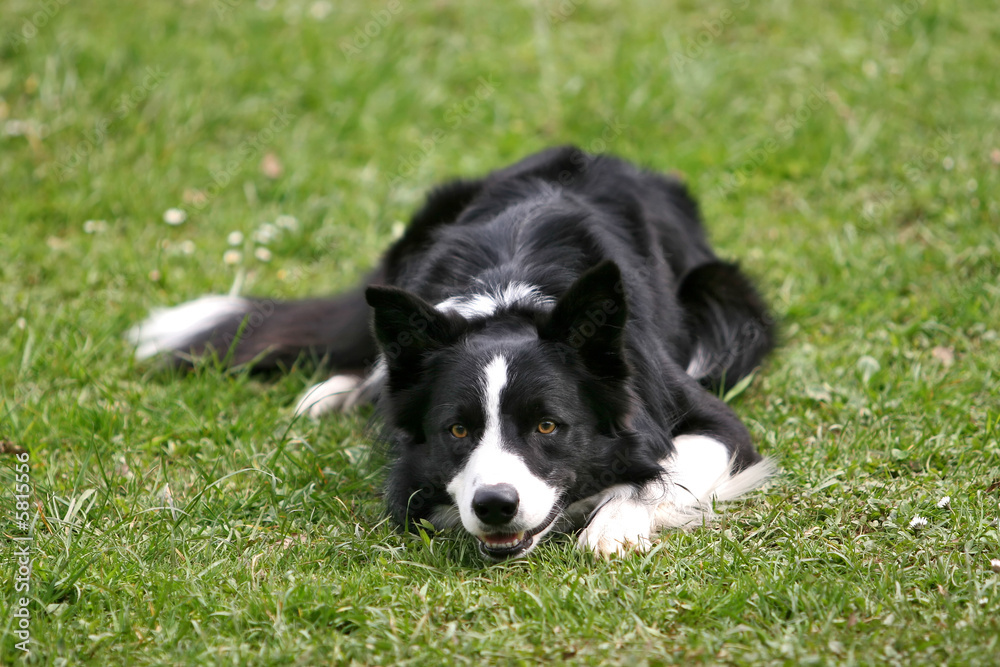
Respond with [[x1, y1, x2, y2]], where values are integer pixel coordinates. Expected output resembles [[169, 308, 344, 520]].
[[128, 295, 250, 360]]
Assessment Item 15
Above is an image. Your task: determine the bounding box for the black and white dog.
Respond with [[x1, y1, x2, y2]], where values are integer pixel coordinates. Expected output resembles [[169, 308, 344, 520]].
[[130, 146, 776, 560]]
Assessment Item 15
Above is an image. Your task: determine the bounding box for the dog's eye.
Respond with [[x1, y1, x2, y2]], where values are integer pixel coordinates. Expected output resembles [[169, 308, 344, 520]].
[[450, 424, 469, 438], [537, 420, 557, 435]]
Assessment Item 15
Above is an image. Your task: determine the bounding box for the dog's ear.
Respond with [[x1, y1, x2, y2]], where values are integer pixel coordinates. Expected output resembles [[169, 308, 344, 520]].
[[538, 260, 629, 379], [366, 286, 462, 376]]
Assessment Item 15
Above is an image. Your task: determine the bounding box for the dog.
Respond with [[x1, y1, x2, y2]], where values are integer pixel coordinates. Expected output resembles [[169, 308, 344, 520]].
[[130, 146, 776, 560]]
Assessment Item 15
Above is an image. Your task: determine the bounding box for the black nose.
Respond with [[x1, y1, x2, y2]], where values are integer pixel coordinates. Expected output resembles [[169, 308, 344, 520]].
[[472, 484, 520, 525]]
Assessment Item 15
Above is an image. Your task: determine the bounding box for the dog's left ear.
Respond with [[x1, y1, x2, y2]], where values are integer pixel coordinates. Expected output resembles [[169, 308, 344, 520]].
[[538, 260, 629, 379]]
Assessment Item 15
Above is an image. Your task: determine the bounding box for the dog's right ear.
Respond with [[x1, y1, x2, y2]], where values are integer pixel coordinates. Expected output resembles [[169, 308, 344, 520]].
[[366, 286, 463, 375]]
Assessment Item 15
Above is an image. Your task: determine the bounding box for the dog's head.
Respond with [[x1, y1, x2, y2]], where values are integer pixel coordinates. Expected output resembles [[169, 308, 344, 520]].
[[367, 261, 659, 560]]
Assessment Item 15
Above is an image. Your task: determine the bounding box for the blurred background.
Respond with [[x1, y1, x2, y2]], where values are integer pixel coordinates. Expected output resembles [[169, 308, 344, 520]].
[[3, 0, 993, 312]]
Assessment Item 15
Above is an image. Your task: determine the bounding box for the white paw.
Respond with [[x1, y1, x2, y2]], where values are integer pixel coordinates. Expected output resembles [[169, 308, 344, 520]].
[[293, 375, 361, 419], [577, 490, 654, 558]]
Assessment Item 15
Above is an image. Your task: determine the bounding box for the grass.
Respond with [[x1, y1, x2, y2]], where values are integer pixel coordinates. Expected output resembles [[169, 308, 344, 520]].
[[2, 0, 999, 663]]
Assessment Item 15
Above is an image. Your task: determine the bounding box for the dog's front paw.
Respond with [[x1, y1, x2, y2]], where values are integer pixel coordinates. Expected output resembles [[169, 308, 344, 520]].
[[577, 495, 654, 558], [293, 375, 361, 419]]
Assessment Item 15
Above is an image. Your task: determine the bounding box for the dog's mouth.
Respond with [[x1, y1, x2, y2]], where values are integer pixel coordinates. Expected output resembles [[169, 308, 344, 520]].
[[475, 505, 562, 561]]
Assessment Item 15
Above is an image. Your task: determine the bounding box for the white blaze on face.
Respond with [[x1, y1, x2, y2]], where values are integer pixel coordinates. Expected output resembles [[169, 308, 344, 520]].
[[445, 354, 559, 536]]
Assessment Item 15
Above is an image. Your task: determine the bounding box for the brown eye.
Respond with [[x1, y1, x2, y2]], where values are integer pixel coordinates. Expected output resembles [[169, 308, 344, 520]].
[[537, 420, 557, 434], [450, 424, 468, 438]]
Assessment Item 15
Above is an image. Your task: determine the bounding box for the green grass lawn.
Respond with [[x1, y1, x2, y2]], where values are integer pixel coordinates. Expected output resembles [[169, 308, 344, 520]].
[[2, 0, 999, 663]]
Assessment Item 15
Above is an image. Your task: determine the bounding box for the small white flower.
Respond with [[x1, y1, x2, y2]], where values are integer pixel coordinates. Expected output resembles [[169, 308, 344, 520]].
[[179, 240, 196, 255], [16, 317, 27, 330], [937, 496, 951, 509], [909, 515, 928, 530], [309, 1, 332, 20], [254, 247, 273, 262], [253, 223, 279, 244], [991, 559, 1000, 574], [83, 219, 108, 234], [163, 208, 187, 225], [223, 250, 242, 265], [227, 231, 244, 246], [275, 214, 299, 231]]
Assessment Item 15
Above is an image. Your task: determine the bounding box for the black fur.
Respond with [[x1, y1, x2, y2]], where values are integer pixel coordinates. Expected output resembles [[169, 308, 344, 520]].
[[365, 147, 774, 530], [143, 146, 775, 551]]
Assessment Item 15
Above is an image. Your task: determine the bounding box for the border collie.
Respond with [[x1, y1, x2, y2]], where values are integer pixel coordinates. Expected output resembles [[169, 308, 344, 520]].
[[130, 146, 776, 560]]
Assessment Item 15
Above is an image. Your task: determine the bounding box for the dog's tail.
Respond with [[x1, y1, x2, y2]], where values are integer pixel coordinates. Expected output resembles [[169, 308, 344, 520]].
[[127, 283, 377, 372], [678, 261, 775, 393]]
